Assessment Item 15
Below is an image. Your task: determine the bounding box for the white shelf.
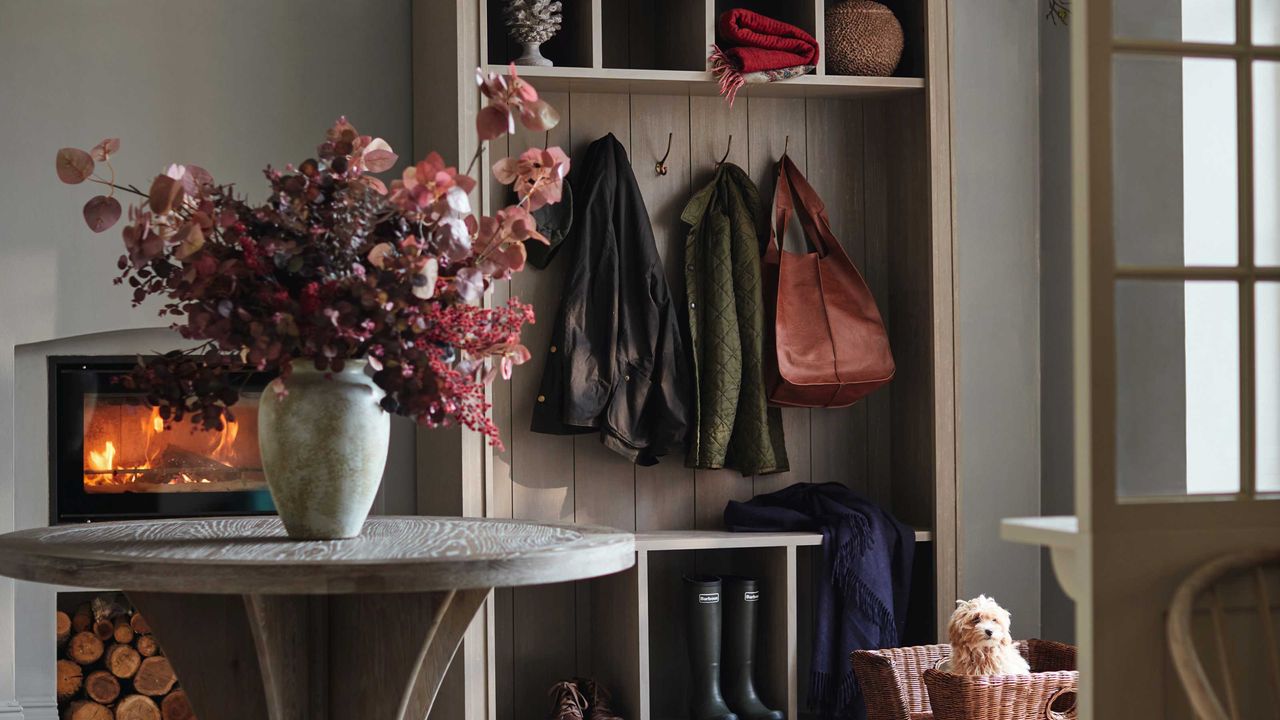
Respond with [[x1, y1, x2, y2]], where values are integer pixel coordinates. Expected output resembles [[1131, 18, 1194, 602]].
[[1001, 516, 1081, 600], [490, 65, 925, 99], [634, 528, 932, 552]]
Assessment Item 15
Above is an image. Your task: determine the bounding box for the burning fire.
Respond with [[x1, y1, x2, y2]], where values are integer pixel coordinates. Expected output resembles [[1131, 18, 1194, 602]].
[[84, 406, 245, 488], [87, 441, 117, 473]]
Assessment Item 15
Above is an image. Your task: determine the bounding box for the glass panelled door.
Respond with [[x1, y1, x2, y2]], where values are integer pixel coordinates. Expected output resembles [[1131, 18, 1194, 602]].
[[1074, 0, 1280, 716]]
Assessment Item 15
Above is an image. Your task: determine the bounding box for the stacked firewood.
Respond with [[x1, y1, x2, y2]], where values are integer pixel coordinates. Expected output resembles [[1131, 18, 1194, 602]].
[[55, 599, 195, 720]]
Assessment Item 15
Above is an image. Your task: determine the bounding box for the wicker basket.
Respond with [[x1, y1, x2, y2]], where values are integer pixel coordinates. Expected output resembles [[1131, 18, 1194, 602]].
[[851, 639, 1077, 720]]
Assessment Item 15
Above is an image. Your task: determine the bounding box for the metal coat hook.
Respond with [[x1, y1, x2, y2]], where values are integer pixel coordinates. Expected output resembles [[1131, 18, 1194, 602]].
[[716, 135, 733, 167], [783, 135, 790, 157], [655, 132, 673, 176]]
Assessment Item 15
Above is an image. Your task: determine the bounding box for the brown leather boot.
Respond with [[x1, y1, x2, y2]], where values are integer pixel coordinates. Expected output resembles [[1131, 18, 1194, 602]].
[[548, 680, 588, 720], [575, 678, 624, 720]]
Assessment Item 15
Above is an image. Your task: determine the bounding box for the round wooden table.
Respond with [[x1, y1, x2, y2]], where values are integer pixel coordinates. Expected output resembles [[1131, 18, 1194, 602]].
[[0, 516, 634, 720]]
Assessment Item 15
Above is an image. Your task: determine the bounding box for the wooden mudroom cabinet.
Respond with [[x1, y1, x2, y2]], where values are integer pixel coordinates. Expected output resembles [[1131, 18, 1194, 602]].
[[411, 1, 956, 718]]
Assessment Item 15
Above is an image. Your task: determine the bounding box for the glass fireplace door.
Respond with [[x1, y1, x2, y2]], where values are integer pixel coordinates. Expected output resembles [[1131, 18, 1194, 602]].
[[51, 357, 275, 522]]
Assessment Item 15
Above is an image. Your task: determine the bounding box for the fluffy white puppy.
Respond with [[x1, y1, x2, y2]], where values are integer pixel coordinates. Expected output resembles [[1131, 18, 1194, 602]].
[[939, 595, 1030, 675]]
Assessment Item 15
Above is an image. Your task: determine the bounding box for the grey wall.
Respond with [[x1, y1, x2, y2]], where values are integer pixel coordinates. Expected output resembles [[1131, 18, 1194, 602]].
[[952, 0, 1043, 637], [1038, 14, 1076, 643], [0, 1, 413, 709]]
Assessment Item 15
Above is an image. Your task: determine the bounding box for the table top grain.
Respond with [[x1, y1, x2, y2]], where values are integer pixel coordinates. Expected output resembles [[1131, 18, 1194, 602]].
[[0, 516, 635, 594]]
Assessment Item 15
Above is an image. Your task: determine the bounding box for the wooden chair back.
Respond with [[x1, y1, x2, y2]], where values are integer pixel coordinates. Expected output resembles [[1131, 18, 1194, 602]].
[[1167, 550, 1280, 720]]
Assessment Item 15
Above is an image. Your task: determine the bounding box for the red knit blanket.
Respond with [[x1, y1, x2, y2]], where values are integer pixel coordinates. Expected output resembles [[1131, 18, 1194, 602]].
[[716, 9, 820, 72]]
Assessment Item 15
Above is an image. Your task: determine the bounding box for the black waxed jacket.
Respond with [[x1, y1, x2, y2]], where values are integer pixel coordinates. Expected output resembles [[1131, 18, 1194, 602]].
[[530, 134, 692, 465]]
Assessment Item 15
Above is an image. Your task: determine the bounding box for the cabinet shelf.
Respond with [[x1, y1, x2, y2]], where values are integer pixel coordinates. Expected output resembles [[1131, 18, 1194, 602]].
[[635, 528, 932, 551], [489, 64, 925, 99]]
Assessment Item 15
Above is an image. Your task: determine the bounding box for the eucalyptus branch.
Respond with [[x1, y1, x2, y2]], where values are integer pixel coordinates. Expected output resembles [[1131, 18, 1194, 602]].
[[88, 177, 149, 198]]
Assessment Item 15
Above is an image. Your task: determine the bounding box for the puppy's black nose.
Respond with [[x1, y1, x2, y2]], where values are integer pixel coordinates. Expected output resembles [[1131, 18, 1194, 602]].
[[984, 629, 993, 637]]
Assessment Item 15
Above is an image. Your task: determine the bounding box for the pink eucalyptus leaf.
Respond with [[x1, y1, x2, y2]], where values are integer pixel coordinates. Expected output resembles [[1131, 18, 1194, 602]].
[[55, 148, 94, 184], [498, 242, 527, 274], [477, 105, 511, 141], [492, 157, 519, 185], [519, 99, 560, 132], [148, 174, 183, 214], [454, 267, 485, 303], [90, 138, 120, 162], [412, 257, 439, 299], [368, 242, 394, 270], [172, 222, 205, 260], [82, 195, 122, 233], [362, 139, 398, 173], [180, 165, 214, 196]]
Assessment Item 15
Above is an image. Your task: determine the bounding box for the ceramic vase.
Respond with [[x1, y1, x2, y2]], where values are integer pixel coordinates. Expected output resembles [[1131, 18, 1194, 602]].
[[258, 361, 390, 540], [514, 41, 553, 66]]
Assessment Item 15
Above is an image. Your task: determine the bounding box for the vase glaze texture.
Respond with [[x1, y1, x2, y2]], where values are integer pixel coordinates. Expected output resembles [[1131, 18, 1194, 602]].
[[258, 362, 390, 539]]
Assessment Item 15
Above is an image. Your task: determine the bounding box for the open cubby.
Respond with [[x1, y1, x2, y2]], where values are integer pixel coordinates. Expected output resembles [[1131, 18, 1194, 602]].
[[820, 0, 928, 78], [601, 0, 707, 71], [714, 0, 819, 45], [579, 531, 934, 720], [485, 0, 594, 68]]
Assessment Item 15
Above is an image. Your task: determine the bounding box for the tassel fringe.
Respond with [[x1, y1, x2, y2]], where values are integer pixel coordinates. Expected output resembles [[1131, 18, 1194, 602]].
[[809, 668, 862, 719], [708, 44, 746, 107]]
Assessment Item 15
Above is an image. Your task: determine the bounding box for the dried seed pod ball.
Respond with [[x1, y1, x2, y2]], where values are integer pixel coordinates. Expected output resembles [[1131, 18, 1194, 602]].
[[825, 0, 904, 77]]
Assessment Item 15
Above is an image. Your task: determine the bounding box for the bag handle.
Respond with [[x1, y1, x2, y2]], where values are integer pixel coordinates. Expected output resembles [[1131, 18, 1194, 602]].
[[767, 154, 847, 263]]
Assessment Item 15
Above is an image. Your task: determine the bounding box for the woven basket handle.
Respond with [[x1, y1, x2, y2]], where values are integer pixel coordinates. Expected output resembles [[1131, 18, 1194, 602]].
[[1044, 687, 1078, 720]]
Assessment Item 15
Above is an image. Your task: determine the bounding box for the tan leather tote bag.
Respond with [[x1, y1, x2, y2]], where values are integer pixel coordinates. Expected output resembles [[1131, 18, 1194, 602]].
[[762, 154, 894, 408]]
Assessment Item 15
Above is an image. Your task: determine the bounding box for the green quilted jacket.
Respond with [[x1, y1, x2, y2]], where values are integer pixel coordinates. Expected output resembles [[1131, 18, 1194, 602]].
[[680, 163, 788, 475]]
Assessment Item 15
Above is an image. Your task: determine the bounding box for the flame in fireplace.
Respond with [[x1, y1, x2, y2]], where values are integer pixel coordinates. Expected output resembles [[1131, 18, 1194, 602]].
[[87, 441, 117, 474], [83, 404, 249, 490]]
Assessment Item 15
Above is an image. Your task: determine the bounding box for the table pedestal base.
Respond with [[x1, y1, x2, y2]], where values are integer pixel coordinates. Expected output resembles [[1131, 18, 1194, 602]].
[[127, 588, 490, 720]]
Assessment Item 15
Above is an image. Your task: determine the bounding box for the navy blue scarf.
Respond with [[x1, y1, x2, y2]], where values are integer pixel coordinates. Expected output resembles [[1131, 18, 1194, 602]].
[[724, 482, 914, 719]]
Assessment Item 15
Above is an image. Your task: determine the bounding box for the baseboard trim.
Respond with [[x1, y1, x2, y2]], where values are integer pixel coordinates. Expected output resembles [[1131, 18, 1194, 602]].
[[17, 696, 56, 720], [0, 700, 24, 719]]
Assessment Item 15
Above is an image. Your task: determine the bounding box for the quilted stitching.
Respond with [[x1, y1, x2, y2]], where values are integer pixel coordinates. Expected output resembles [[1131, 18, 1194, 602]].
[[682, 164, 788, 475]]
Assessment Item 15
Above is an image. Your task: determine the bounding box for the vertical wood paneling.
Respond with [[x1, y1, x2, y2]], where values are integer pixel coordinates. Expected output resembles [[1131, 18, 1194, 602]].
[[632, 93, 698, 532], [861, 99, 895, 508], [506, 92, 578, 720], [566, 92, 640, 532], [883, 95, 937, 531], [689, 95, 756, 529], [487, 130, 516, 720], [510, 91, 575, 525], [563, 92, 636, 682], [805, 98, 870, 494], [747, 97, 813, 495], [489, 87, 942, 720]]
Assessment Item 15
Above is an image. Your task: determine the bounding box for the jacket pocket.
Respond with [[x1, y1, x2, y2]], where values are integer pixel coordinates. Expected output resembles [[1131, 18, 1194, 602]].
[[605, 361, 655, 449]]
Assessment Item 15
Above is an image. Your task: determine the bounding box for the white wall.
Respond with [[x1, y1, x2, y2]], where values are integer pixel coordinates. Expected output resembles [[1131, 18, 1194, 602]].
[[1038, 10, 1075, 644], [952, 0, 1043, 636], [0, 1, 413, 711]]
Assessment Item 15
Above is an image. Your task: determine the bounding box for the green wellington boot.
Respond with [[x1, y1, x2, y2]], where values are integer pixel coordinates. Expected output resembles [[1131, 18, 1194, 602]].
[[685, 575, 740, 720], [721, 577, 784, 720]]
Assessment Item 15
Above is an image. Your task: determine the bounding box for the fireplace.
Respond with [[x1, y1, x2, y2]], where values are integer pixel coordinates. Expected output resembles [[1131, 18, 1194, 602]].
[[50, 356, 275, 523]]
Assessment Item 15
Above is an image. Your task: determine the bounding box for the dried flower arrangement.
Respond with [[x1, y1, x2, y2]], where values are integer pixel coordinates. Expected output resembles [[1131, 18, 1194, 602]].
[[55, 65, 567, 447]]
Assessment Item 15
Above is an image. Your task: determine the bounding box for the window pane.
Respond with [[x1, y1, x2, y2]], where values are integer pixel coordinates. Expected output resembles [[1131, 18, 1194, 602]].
[[1258, 283, 1280, 493], [1257, 0, 1280, 45], [1115, 0, 1234, 44], [1113, 55, 1238, 267], [1257, 62, 1280, 265], [1116, 280, 1240, 497]]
